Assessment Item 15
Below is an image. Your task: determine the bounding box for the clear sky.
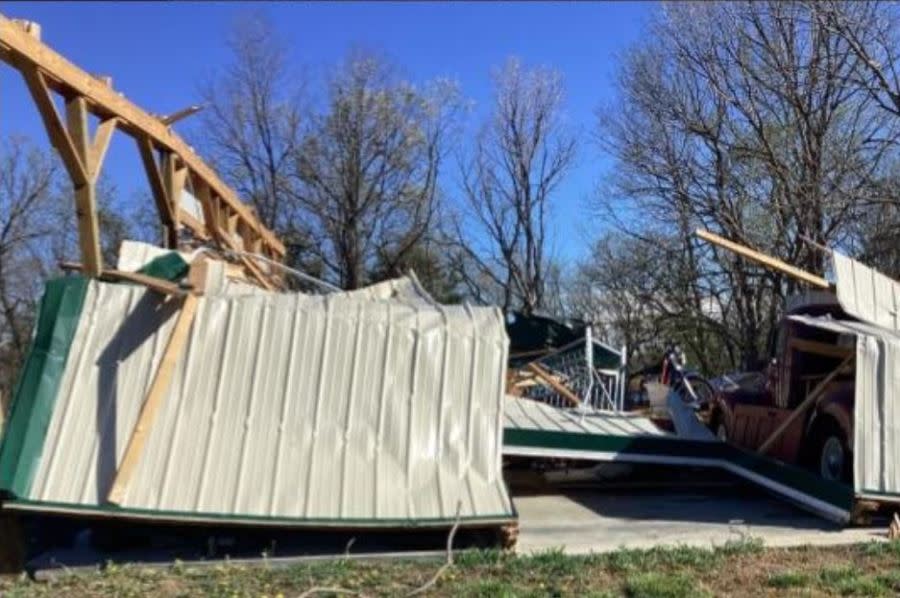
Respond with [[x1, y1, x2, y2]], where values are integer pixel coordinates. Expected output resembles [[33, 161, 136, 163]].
[[0, 1, 655, 263]]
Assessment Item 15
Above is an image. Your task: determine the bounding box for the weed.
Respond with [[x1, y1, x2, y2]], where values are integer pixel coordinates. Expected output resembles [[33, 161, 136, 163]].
[[818, 566, 886, 596], [518, 547, 582, 577], [624, 571, 705, 598], [859, 539, 900, 559], [456, 548, 505, 568], [767, 570, 810, 588], [719, 535, 764, 557]]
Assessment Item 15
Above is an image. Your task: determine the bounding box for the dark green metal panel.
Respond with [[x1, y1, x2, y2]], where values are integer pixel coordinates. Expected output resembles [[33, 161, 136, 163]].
[[136, 252, 189, 282], [0, 276, 89, 497]]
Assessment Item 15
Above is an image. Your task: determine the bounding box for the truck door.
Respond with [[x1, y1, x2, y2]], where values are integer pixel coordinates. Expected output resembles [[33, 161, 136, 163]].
[[731, 322, 790, 451]]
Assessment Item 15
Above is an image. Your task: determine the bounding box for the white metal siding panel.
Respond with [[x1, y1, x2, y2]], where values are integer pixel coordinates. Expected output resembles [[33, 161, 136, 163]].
[[26, 278, 513, 523], [788, 314, 900, 496], [833, 252, 900, 332]]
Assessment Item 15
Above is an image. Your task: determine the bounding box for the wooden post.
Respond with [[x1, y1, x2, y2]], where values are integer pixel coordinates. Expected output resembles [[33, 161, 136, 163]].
[[757, 353, 854, 455], [65, 96, 103, 276], [106, 288, 200, 505]]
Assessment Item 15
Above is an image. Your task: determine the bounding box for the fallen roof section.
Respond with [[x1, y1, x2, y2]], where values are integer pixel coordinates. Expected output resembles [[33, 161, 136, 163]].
[[502, 396, 854, 523], [0, 274, 514, 528]]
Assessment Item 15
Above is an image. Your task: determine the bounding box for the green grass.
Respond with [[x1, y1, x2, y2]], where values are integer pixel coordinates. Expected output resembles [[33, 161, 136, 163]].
[[624, 572, 706, 598], [4, 539, 900, 597], [767, 570, 811, 588], [817, 566, 887, 596]]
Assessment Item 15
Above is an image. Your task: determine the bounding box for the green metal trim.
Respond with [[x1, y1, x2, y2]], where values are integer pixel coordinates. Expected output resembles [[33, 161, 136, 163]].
[[4, 498, 516, 528], [0, 276, 89, 497], [504, 428, 713, 459], [717, 444, 854, 510], [503, 427, 854, 511], [136, 252, 189, 282]]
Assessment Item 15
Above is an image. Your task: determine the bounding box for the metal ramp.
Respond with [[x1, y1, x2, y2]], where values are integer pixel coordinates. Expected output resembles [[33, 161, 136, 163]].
[[502, 397, 855, 523]]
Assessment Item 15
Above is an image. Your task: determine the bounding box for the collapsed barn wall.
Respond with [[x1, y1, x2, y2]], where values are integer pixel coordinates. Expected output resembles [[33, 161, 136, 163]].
[[0, 271, 514, 526]]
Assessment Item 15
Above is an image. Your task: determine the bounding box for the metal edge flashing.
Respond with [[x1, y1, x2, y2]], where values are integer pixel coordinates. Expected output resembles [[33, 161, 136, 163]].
[[2, 499, 516, 530], [135, 252, 189, 281], [503, 426, 854, 523], [0, 276, 90, 497]]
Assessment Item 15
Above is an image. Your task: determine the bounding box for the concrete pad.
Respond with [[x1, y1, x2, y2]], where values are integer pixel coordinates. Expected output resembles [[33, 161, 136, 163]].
[[514, 488, 885, 554]]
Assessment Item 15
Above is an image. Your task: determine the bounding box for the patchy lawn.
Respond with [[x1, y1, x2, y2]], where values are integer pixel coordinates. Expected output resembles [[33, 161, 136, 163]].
[[3, 538, 900, 597]]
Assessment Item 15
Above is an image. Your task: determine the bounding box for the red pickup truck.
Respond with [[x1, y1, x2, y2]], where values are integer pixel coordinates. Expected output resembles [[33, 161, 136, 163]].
[[709, 292, 855, 484]]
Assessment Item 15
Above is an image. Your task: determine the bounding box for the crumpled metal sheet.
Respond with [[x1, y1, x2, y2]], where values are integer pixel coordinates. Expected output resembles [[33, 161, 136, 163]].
[[25, 276, 513, 524], [833, 252, 900, 332]]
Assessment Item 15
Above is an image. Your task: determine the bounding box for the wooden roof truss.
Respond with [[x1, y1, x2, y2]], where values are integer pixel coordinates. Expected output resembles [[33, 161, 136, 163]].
[[0, 14, 284, 288]]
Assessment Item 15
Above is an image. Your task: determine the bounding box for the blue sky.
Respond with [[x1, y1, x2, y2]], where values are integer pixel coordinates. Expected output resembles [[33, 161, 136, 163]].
[[0, 1, 655, 262]]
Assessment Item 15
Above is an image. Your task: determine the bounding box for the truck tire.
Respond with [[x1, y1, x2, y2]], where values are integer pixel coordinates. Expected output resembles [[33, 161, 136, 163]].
[[810, 418, 851, 484]]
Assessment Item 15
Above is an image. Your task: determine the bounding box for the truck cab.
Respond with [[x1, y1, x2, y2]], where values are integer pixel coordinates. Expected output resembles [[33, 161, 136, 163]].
[[710, 291, 855, 483]]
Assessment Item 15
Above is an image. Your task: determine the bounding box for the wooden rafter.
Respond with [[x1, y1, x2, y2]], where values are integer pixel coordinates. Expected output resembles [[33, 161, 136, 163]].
[[696, 229, 830, 289], [0, 13, 286, 266]]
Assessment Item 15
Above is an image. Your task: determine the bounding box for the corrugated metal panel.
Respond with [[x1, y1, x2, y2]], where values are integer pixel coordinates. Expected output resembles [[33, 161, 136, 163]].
[[25, 278, 513, 524], [503, 396, 664, 437], [340, 272, 436, 307], [833, 252, 900, 332], [117, 240, 196, 272], [788, 314, 900, 497]]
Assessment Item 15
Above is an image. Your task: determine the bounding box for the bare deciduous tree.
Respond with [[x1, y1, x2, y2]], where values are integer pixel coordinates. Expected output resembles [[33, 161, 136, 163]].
[[198, 13, 305, 238], [594, 1, 900, 370], [454, 58, 576, 315], [295, 51, 461, 289], [0, 137, 59, 409]]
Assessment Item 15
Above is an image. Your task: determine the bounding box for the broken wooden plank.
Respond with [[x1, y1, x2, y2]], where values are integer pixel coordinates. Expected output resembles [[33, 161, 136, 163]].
[[758, 353, 854, 455], [60, 261, 185, 296], [106, 291, 199, 505], [696, 229, 830, 289], [525, 362, 581, 407]]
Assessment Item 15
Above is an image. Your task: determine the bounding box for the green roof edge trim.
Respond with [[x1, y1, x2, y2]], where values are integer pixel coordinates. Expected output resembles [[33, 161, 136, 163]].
[[0, 275, 89, 497], [136, 252, 189, 282], [4, 498, 516, 528], [503, 427, 854, 512]]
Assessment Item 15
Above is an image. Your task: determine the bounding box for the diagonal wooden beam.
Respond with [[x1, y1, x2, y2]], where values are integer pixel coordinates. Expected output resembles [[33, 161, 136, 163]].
[[758, 353, 855, 455], [526, 362, 581, 407], [137, 136, 177, 248], [89, 116, 117, 182], [21, 67, 88, 186], [696, 229, 830, 289]]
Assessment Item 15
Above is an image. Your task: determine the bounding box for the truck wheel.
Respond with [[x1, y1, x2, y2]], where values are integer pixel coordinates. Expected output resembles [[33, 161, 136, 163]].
[[812, 420, 851, 484]]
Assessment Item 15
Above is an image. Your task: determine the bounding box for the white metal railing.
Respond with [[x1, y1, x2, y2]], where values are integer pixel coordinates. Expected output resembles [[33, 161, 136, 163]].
[[519, 326, 627, 412]]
